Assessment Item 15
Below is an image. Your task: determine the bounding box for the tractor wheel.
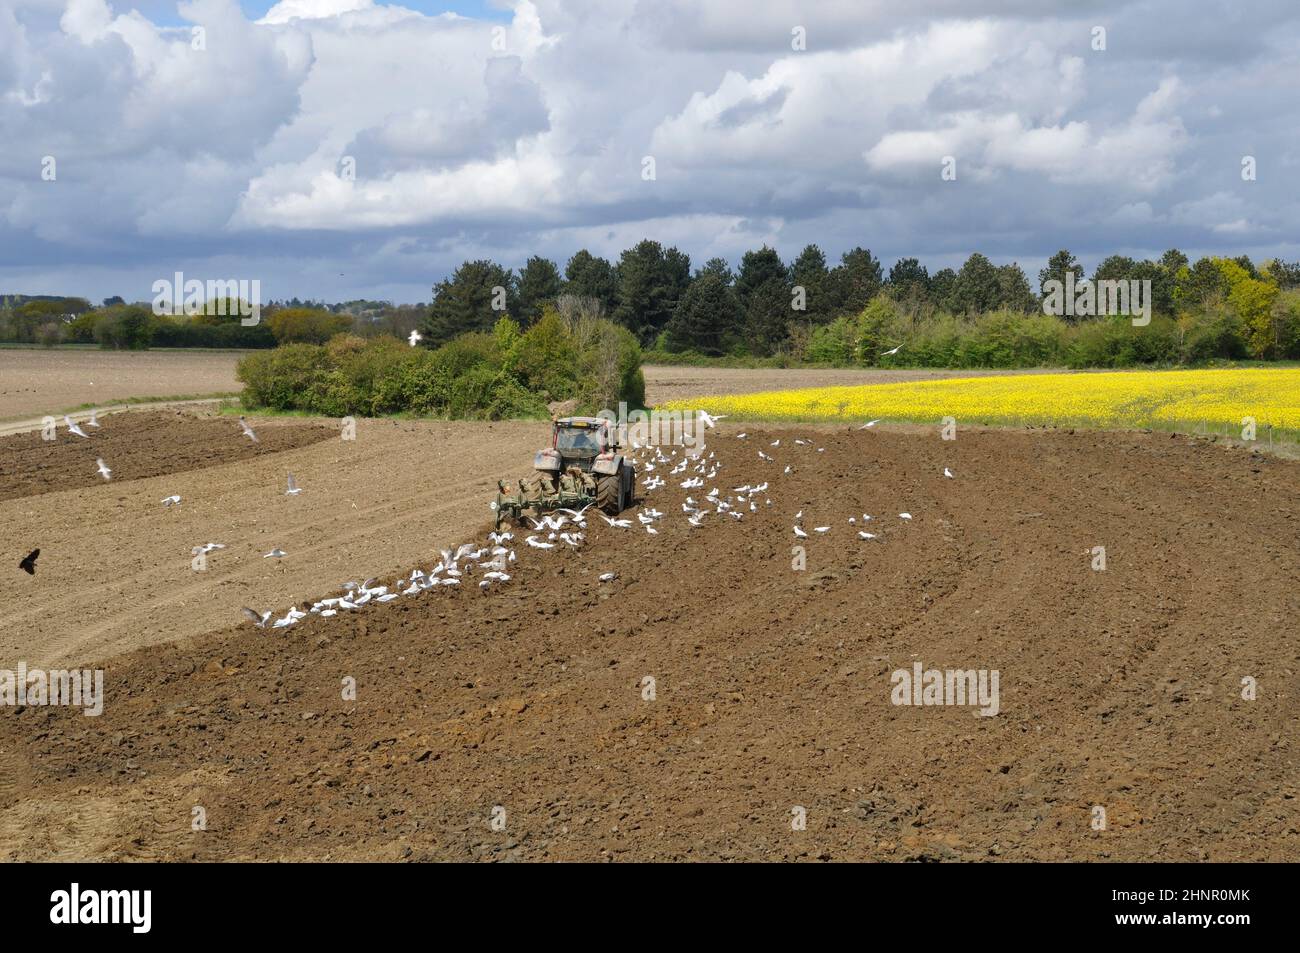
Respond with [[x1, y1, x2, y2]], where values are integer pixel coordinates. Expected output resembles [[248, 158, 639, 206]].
[[596, 474, 621, 515]]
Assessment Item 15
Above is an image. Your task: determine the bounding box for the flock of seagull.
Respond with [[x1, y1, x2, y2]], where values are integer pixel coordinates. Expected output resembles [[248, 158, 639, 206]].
[[238, 412, 954, 633], [41, 407, 953, 632]]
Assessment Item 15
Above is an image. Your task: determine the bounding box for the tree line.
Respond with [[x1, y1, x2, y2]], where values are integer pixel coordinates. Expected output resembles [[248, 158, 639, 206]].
[[421, 242, 1300, 360]]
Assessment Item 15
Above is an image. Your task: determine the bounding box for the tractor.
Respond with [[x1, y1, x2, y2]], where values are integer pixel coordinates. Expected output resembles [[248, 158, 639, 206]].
[[493, 416, 636, 529]]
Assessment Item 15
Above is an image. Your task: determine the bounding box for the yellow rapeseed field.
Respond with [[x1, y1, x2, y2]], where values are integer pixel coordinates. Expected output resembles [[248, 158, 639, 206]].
[[660, 369, 1300, 434]]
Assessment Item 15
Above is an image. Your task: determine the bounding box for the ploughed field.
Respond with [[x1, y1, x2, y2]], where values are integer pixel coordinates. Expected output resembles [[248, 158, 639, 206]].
[[1, 409, 1295, 860]]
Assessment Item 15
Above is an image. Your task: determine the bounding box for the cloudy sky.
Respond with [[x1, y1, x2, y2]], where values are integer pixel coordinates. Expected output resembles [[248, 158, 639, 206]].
[[2, 0, 1298, 304]]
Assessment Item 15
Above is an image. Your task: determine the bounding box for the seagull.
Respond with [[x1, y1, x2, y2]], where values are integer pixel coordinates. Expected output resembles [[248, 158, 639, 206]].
[[688, 512, 706, 526], [238, 416, 259, 443], [645, 525, 658, 535], [95, 458, 111, 480], [526, 535, 555, 549], [881, 344, 903, 356], [793, 526, 808, 538], [161, 495, 181, 506], [241, 607, 271, 628], [813, 526, 830, 533], [263, 548, 286, 559], [408, 329, 423, 347], [599, 514, 632, 528], [858, 419, 881, 429], [286, 473, 303, 495], [736, 433, 747, 439], [598, 572, 616, 582], [858, 531, 878, 539], [943, 468, 954, 478], [197, 543, 226, 554], [899, 512, 912, 520], [698, 411, 727, 429], [19, 548, 39, 575], [87, 408, 101, 428], [64, 415, 88, 438]]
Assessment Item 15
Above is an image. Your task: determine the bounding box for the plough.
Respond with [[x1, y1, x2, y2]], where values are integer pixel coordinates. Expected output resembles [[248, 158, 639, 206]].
[[494, 471, 596, 530]]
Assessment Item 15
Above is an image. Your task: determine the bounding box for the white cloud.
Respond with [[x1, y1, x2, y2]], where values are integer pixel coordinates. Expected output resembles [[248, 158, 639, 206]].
[[1, 0, 1298, 302], [259, 0, 375, 26]]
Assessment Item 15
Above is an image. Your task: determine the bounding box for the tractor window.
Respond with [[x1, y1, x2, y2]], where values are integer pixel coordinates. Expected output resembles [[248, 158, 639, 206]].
[[557, 428, 602, 453]]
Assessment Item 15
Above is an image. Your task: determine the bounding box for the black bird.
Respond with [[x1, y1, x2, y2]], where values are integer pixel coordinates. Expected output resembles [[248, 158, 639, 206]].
[[19, 548, 39, 575]]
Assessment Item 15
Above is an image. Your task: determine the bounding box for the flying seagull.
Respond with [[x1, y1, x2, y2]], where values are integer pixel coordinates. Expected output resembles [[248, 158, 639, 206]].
[[95, 458, 112, 480], [64, 415, 88, 438], [19, 549, 39, 575], [238, 416, 259, 443], [881, 344, 903, 356], [697, 411, 727, 429], [241, 607, 271, 628], [408, 329, 423, 347], [263, 548, 287, 559], [87, 408, 101, 427], [858, 419, 881, 429], [285, 473, 303, 496]]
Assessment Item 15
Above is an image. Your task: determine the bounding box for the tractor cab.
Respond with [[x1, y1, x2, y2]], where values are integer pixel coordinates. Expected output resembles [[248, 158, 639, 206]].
[[547, 417, 618, 473]]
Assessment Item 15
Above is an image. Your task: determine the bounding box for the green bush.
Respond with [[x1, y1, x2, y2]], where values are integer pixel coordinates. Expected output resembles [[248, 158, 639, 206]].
[[236, 314, 639, 420], [94, 305, 153, 349], [806, 315, 857, 364]]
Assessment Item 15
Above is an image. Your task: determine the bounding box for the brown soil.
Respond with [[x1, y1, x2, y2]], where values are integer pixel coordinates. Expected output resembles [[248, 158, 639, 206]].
[[0, 411, 552, 667], [0, 348, 245, 422], [0, 411, 336, 501], [1, 424, 1295, 861]]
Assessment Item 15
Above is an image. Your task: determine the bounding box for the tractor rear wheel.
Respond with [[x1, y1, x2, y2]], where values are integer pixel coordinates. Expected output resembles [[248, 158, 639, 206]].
[[596, 474, 621, 514]]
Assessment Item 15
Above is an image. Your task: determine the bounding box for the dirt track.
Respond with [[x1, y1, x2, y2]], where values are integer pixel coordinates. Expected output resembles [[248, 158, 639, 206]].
[[1, 414, 1296, 861]]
